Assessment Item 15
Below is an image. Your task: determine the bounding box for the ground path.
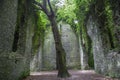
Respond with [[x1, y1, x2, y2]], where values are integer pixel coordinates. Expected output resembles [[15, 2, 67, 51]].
[[23, 70, 119, 80]]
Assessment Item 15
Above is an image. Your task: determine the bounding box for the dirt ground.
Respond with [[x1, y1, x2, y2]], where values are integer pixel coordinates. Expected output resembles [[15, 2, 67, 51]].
[[23, 70, 119, 80]]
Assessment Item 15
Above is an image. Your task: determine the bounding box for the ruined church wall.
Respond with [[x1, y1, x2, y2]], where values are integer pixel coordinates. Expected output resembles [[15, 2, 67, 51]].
[[0, 0, 34, 80]]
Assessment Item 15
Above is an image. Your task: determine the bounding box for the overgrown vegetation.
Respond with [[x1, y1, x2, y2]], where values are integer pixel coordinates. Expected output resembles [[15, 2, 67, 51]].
[[32, 0, 119, 69], [0, 0, 120, 79], [32, 11, 46, 54]]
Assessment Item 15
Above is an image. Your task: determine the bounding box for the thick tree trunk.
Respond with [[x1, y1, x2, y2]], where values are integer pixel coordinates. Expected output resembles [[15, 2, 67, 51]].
[[48, 16, 70, 78]]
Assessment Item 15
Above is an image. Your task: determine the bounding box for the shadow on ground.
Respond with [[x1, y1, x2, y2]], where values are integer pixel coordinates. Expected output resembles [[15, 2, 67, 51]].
[[23, 70, 119, 80]]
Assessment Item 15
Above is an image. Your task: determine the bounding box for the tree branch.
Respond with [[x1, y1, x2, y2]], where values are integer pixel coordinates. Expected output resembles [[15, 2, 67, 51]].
[[47, 0, 55, 16], [43, 0, 47, 9], [33, 1, 49, 16]]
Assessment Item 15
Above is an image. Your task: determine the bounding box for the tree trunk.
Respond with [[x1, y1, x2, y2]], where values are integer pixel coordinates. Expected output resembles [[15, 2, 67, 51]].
[[48, 16, 70, 78]]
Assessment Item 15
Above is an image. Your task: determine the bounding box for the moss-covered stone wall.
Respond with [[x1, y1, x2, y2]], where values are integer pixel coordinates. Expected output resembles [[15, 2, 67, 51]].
[[75, 0, 120, 78], [85, 0, 120, 78], [0, 0, 18, 53], [0, 0, 35, 80]]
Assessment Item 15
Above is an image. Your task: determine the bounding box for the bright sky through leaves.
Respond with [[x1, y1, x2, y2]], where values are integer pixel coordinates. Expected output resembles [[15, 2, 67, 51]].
[[55, 0, 65, 7]]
